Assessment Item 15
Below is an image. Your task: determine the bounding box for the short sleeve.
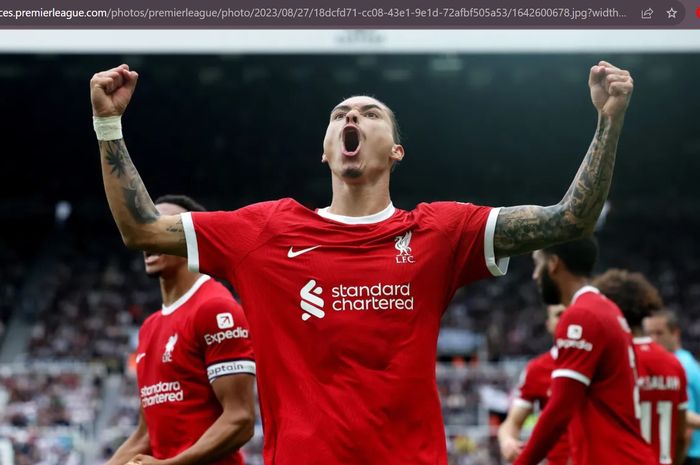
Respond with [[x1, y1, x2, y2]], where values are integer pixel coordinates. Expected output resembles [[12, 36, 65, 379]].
[[193, 297, 255, 384], [551, 307, 606, 386], [182, 201, 278, 280], [423, 202, 509, 287], [512, 362, 538, 410]]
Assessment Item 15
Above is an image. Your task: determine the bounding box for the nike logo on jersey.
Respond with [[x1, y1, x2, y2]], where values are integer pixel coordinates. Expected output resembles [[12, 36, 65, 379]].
[[136, 353, 146, 364], [288, 245, 322, 258]]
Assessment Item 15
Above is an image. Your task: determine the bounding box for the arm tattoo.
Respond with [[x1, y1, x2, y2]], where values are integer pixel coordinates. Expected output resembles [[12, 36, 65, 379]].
[[101, 140, 159, 224], [494, 115, 622, 257], [165, 218, 186, 244]]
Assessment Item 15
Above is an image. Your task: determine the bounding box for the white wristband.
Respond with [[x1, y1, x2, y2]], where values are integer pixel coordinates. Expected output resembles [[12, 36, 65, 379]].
[[93, 115, 123, 141]]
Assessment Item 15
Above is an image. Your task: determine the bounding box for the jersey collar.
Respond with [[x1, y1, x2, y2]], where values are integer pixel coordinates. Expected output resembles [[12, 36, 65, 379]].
[[161, 275, 210, 316], [571, 285, 600, 305], [316, 202, 395, 225], [633, 337, 653, 345]]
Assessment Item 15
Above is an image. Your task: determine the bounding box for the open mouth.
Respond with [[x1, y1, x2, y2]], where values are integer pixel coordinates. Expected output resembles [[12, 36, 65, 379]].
[[342, 126, 361, 156]]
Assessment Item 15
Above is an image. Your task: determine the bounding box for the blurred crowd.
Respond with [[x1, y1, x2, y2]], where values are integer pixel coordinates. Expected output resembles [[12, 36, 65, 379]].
[[1, 215, 699, 464], [0, 365, 103, 465]]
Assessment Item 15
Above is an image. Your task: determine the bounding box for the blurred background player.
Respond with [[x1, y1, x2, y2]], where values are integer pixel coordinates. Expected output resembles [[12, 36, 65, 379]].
[[645, 310, 700, 465], [514, 238, 655, 465], [104, 195, 256, 465], [497, 304, 570, 464], [90, 60, 633, 465], [594, 269, 688, 465]]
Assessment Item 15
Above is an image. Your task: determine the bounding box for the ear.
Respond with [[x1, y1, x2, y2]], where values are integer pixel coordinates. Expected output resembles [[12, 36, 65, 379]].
[[390, 144, 405, 162], [321, 153, 328, 164]]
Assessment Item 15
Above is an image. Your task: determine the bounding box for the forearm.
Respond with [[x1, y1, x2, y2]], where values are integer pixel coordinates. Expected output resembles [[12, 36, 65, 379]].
[[104, 429, 151, 465], [498, 419, 521, 444], [494, 114, 623, 257], [558, 114, 622, 232], [99, 138, 159, 248], [687, 410, 700, 429], [166, 412, 254, 465]]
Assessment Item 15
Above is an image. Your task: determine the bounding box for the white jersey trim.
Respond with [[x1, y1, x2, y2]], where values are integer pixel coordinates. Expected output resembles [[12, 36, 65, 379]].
[[552, 368, 591, 386], [316, 202, 395, 225], [512, 398, 533, 410], [485, 207, 509, 277], [633, 337, 653, 345], [571, 285, 600, 305], [161, 275, 210, 315], [207, 360, 256, 383], [182, 212, 200, 273]]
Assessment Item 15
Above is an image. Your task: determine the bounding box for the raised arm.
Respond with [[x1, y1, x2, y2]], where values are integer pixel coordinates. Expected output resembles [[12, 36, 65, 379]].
[[91, 64, 186, 256], [494, 61, 633, 258]]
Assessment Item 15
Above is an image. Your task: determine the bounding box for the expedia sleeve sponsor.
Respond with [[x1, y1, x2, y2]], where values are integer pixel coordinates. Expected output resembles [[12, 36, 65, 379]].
[[207, 360, 256, 382], [140, 381, 184, 408], [556, 338, 594, 352], [204, 327, 250, 345]]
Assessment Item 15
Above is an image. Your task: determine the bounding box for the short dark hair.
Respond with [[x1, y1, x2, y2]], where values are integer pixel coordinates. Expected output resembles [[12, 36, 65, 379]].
[[385, 105, 401, 145], [593, 268, 663, 328], [649, 309, 680, 332], [154, 194, 206, 213], [542, 236, 598, 277]]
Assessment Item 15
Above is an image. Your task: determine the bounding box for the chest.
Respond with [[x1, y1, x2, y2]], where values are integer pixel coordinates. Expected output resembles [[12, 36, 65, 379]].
[[137, 316, 203, 383]]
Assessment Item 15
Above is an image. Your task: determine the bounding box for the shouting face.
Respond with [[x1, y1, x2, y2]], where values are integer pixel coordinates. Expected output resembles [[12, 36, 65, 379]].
[[322, 96, 403, 182]]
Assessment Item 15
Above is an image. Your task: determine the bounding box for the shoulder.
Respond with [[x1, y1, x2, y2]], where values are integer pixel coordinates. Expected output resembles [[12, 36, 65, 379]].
[[195, 281, 241, 314], [411, 201, 493, 231], [139, 311, 159, 335]]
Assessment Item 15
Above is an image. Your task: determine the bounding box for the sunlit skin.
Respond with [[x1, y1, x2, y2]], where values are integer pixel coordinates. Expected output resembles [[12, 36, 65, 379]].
[[321, 96, 404, 217], [643, 315, 681, 352]]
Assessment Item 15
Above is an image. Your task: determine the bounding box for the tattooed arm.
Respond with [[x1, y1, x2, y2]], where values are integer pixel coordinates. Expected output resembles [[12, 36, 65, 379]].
[[494, 61, 634, 258], [92, 64, 186, 256]]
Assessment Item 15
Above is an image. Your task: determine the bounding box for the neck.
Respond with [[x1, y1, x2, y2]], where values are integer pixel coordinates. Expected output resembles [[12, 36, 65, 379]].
[[632, 328, 645, 337], [160, 267, 202, 307], [560, 277, 591, 306], [327, 171, 392, 217]]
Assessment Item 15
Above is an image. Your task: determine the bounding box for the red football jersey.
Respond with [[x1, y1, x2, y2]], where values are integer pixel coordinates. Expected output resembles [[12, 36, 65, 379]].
[[136, 275, 255, 464], [513, 349, 570, 465], [634, 337, 689, 465], [552, 286, 655, 465], [182, 199, 509, 465]]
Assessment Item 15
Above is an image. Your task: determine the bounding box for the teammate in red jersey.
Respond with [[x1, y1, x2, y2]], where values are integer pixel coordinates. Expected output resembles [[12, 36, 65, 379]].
[[91, 60, 633, 465], [104, 195, 255, 465], [498, 304, 571, 464], [514, 238, 655, 465], [594, 269, 689, 465]]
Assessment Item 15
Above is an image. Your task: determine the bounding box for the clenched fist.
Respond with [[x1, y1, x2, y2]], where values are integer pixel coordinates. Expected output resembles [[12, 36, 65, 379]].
[[589, 60, 633, 119], [90, 64, 138, 117]]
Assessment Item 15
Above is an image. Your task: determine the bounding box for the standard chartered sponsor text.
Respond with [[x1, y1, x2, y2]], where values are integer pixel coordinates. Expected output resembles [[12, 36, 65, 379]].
[[331, 283, 414, 312], [140, 381, 183, 408]]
